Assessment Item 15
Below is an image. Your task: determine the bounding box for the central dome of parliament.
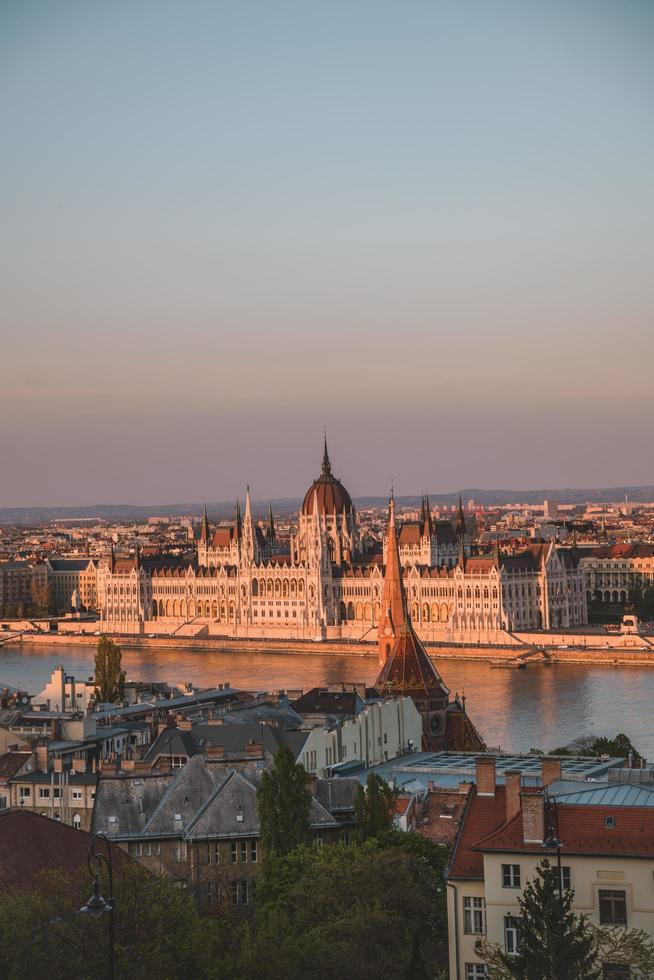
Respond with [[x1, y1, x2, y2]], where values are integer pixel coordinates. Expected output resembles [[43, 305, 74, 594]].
[[301, 439, 353, 516]]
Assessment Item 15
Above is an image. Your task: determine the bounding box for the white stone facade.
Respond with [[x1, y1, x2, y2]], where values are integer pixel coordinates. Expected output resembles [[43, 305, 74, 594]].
[[96, 449, 587, 640]]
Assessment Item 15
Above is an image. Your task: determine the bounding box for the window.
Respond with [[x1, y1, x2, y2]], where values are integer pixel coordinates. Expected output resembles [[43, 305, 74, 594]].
[[206, 843, 219, 865], [605, 815, 616, 828], [72, 789, 83, 800], [599, 890, 627, 926], [504, 915, 520, 955], [0, 796, 7, 810], [19, 787, 31, 799], [602, 966, 631, 980], [502, 864, 521, 888], [560, 866, 571, 891], [313, 831, 324, 847], [240, 840, 248, 863], [38, 788, 50, 799], [463, 896, 486, 935], [466, 966, 488, 980], [231, 880, 252, 905], [250, 840, 257, 863], [231, 841, 238, 863]]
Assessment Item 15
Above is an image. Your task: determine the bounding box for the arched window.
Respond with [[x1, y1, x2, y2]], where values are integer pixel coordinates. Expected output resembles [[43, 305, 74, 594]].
[[283, 579, 289, 597], [412, 602, 419, 620], [364, 602, 372, 621], [267, 579, 273, 596], [252, 579, 258, 596], [422, 603, 430, 622], [347, 601, 355, 620], [431, 602, 439, 622], [275, 579, 281, 597], [290, 579, 297, 597], [72, 813, 81, 830], [339, 601, 347, 622], [440, 603, 449, 623], [298, 579, 304, 595]]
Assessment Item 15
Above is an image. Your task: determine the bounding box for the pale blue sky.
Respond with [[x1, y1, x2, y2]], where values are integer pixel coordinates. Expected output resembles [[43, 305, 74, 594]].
[[1, 1, 653, 505]]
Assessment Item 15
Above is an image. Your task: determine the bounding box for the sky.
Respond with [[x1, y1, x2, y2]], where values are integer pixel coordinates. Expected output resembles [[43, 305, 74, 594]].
[[1, 0, 653, 507]]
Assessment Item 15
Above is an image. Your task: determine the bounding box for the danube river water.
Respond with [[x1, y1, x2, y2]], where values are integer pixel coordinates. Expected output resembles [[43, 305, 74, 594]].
[[2, 642, 654, 759]]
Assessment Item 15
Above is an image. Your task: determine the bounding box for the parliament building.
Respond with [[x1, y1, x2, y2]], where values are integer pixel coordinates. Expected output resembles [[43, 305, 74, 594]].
[[97, 440, 587, 641]]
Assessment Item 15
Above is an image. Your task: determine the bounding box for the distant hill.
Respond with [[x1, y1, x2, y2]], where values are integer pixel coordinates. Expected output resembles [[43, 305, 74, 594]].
[[1, 485, 653, 524]]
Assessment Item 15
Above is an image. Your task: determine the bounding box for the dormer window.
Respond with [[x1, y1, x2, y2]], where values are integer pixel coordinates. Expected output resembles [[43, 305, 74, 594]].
[[605, 815, 616, 828]]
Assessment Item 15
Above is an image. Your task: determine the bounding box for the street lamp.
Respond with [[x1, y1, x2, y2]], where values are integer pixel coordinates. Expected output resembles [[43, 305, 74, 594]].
[[80, 833, 115, 980], [543, 793, 563, 905]]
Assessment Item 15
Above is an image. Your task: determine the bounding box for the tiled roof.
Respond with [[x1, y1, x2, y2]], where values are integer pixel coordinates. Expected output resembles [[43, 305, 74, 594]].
[[476, 803, 654, 859], [448, 785, 508, 879], [0, 809, 132, 889]]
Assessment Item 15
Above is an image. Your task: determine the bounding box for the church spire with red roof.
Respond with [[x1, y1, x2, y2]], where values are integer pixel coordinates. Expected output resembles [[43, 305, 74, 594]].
[[377, 490, 407, 665]]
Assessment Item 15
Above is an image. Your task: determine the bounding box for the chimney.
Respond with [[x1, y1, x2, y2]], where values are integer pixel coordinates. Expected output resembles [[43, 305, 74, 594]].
[[36, 744, 48, 773], [245, 741, 263, 758], [458, 780, 473, 796], [53, 757, 64, 773], [205, 745, 225, 760], [475, 756, 496, 797], [541, 757, 562, 788], [72, 757, 87, 773], [521, 791, 545, 844], [504, 770, 522, 822]]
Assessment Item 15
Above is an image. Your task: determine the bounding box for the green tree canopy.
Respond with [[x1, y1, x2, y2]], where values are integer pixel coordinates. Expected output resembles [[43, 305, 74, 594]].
[[0, 862, 220, 980], [94, 636, 126, 703], [256, 745, 312, 856], [354, 772, 396, 840], [240, 837, 449, 980]]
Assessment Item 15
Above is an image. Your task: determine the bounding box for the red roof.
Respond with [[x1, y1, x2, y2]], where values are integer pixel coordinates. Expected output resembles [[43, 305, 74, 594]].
[[0, 809, 133, 890], [449, 788, 654, 881], [448, 785, 508, 879], [476, 804, 654, 860]]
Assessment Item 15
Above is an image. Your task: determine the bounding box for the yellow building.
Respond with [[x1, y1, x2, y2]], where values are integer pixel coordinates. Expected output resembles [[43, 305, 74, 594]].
[[447, 757, 654, 979]]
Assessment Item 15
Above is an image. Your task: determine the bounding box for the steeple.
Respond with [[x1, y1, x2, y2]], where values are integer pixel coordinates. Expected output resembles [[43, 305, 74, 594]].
[[267, 501, 276, 541], [109, 541, 115, 573], [322, 429, 331, 477], [200, 503, 210, 543], [377, 491, 407, 664], [243, 485, 257, 563], [234, 499, 242, 540], [456, 494, 466, 540], [423, 493, 432, 537]]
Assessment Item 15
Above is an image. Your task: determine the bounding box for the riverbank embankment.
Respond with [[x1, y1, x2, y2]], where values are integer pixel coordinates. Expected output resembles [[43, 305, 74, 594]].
[[4, 630, 654, 667]]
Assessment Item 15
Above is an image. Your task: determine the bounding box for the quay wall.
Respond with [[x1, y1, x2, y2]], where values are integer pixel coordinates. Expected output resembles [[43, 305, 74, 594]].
[[4, 628, 654, 667]]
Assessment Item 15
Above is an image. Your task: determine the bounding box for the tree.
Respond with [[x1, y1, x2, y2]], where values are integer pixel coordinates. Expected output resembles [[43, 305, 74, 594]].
[[256, 745, 312, 855], [242, 839, 449, 980], [0, 863, 221, 979], [93, 636, 126, 703], [355, 772, 396, 840], [482, 858, 601, 980], [549, 733, 642, 764]]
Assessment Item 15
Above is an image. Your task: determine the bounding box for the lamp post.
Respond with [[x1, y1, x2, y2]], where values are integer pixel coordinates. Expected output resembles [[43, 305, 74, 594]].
[[80, 833, 115, 980], [543, 793, 563, 905]]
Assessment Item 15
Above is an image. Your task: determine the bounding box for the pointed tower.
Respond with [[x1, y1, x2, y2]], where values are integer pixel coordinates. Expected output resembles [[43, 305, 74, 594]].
[[455, 494, 466, 540], [322, 430, 331, 477], [267, 501, 276, 542], [375, 495, 454, 749], [377, 493, 407, 665], [423, 493, 432, 537], [200, 503, 210, 543], [242, 485, 258, 565]]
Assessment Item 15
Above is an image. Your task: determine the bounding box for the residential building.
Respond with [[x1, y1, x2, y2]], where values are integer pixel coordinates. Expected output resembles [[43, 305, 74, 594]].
[[446, 756, 654, 979]]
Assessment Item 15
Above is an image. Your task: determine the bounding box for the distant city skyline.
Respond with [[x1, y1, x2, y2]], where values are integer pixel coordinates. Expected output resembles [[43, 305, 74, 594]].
[[2, 1, 653, 506]]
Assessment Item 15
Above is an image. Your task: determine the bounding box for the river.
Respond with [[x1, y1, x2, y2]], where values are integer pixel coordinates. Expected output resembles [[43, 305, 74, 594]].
[[2, 642, 653, 759]]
